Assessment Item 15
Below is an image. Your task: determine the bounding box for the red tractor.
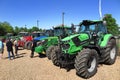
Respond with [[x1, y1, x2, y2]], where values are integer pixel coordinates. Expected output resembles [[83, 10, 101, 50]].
[[25, 31, 46, 50], [17, 32, 33, 49]]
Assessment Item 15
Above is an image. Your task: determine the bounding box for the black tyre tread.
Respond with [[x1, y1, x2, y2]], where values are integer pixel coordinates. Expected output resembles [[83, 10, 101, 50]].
[[24, 41, 31, 49], [51, 46, 60, 66], [46, 45, 55, 60], [102, 39, 117, 65], [27, 41, 32, 50], [75, 48, 98, 79]]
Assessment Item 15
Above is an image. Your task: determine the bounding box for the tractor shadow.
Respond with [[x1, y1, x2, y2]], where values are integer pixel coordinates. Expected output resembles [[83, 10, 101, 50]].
[[34, 54, 46, 58], [60, 64, 75, 72], [16, 53, 27, 58]]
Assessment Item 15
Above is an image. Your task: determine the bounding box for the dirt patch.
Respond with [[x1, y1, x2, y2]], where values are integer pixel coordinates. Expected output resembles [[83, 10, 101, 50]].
[[0, 45, 120, 80]]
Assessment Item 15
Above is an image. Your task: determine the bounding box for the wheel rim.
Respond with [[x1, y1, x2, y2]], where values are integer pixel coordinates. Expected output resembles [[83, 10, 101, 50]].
[[87, 57, 96, 72], [110, 47, 116, 60]]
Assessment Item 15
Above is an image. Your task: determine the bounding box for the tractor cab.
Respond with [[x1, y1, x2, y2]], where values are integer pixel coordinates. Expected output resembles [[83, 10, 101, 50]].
[[53, 25, 74, 38], [32, 32, 45, 37], [6, 33, 14, 39], [76, 20, 107, 45], [18, 32, 29, 37], [78, 20, 107, 34]]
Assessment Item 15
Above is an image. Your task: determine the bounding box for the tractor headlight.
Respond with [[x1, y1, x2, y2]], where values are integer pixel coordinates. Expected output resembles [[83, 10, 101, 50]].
[[61, 40, 70, 49], [37, 39, 47, 45], [41, 40, 45, 42]]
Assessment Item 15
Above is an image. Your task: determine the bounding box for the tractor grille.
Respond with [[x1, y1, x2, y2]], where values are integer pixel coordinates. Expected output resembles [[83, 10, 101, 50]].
[[72, 36, 81, 47], [62, 44, 70, 50]]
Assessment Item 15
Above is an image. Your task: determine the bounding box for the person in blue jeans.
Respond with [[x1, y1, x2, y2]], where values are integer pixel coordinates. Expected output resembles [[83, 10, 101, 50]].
[[6, 38, 15, 60]]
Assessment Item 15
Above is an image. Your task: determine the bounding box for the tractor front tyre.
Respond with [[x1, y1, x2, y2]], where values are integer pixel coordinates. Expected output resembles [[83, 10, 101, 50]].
[[46, 46, 54, 60], [75, 49, 98, 79], [102, 39, 117, 65], [51, 46, 60, 66]]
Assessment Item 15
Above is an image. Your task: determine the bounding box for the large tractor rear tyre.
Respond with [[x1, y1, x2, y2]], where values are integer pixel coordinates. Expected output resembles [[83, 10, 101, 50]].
[[102, 39, 117, 65], [24, 41, 30, 49], [46, 45, 55, 60], [51, 46, 60, 66], [27, 41, 32, 50], [75, 48, 98, 79]]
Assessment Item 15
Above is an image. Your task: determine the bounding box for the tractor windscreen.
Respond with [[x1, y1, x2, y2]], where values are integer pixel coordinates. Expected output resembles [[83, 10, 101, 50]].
[[54, 28, 72, 36], [78, 24, 96, 33], [18, 32, 29, 37], [32, 33, 45, 37]]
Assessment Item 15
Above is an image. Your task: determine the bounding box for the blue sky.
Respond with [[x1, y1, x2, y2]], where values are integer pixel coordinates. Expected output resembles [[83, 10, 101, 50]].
[[0, 0, 120, 29]]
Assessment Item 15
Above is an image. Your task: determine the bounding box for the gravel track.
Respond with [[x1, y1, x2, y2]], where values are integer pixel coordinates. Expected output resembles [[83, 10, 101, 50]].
[[0, 45, 120, 80]]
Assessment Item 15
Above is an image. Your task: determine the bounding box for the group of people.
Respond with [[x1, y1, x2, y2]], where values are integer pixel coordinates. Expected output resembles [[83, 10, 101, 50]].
[[0, 37, 37, 60], [0, 38, 19, 60], [6, 38, 18, 60]]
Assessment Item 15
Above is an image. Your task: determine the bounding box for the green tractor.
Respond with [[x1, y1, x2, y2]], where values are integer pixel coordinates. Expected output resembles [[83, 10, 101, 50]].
[[51, 20, 117, 79], [35, 25, 75, 59]]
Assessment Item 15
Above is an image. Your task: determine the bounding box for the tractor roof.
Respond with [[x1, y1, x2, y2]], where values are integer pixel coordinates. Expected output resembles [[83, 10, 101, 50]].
[[80, 20, 103, 26], [54, 25, 71, 29], [32, 31, 44, 34], [19, 32, 28, 33]]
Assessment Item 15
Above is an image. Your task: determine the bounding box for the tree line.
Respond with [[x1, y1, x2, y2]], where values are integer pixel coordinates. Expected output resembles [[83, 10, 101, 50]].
[[103, 14, 120, 35], [0, 22, 43, 36], [0, 14, 120, 36]]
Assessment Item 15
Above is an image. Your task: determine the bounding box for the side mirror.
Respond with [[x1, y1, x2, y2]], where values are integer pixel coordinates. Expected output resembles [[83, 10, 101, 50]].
[[71, 23, 75, 33], [103, 20, 107, 26]]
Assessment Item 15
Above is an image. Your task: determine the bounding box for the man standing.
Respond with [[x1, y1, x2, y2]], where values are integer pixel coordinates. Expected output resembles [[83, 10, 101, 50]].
[[6, 38, 15, 60], [14, 38, 19, 57], [30, 36, 37, 58]]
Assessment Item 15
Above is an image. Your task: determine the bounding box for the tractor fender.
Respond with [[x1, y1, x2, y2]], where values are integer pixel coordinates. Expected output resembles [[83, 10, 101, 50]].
[[100, 34, 115, 48], [35, 46, 45, 54]]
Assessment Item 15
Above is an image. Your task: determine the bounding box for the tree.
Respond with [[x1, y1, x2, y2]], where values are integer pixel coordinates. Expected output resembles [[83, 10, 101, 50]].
[[0, 21, 14, 36], [103, 14, 119, 35], [2, 21, 14, 33], [14, 26, 20, 35], [19, 27, 28, 32], [31, 26, 39, 32], [0, 22, 6, 36]]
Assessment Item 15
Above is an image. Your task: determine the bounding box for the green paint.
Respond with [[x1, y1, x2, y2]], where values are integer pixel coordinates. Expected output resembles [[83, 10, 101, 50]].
[[35, 26, 73, 54], [62, 33, 89, 55], [100, 34, 112, 47]]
